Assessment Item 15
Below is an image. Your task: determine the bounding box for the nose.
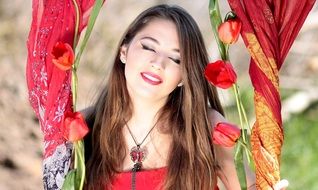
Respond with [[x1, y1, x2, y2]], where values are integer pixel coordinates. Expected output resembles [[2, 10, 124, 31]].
[[151, 54, 165, 70]]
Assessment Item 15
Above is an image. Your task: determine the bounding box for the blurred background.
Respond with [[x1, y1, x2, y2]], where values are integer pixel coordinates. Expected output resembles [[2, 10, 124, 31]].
[[0, 0, 317, 189]]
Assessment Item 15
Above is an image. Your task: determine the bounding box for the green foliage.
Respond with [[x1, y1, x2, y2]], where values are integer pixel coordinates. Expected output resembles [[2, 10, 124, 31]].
[[62, 169, 76, 190], [234, 136, 248, 190], [281, 103, 318, 190], [224, 86, 318, 189], [62, 141, 86, 190], [223, 86, 254, 123]]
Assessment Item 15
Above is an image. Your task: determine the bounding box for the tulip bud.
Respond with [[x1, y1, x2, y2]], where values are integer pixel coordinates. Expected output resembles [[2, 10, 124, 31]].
[[52, 42, 75, 71], [213, 122, 241, 147], [218, 12, 242, 44], [204, 60, 237, 89], [61, 111, 89, 142]]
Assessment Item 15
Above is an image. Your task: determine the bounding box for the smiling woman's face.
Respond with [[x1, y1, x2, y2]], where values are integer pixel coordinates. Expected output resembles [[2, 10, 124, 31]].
[[120, 18, 182, 103]]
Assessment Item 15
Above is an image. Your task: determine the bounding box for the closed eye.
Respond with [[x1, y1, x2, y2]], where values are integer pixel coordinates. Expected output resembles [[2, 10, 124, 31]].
[[169, 57, 180, 64], [141, 44, 155, 52]]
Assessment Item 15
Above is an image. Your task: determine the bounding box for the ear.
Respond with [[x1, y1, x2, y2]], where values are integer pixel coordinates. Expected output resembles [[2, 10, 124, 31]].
[[120, 45, 127, 64]]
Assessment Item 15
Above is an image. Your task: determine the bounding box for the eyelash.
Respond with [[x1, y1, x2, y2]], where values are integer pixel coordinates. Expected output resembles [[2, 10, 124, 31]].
[[141, 43, 180, 64], [141, 44, 155, 52], [170, 57, 180, 64]]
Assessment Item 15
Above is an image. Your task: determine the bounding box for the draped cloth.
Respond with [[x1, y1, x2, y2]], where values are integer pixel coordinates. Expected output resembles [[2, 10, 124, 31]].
[[227, 0, 316, 189], [26, 0, 97, 159], [26, 0, 100, 189]]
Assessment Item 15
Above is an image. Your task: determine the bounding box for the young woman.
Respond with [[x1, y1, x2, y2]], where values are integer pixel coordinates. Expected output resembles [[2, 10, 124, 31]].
[[83, 4, 255, 190], [27, 2, 287, 190]]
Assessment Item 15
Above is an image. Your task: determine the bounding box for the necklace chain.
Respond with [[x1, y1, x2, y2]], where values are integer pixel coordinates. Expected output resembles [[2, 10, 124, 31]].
[[125, 121, 158, 190], [125, 121, 157, 147]]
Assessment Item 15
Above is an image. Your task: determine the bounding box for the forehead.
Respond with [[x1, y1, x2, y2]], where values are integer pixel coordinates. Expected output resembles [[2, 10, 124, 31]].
[[134, 18, 180, 48]]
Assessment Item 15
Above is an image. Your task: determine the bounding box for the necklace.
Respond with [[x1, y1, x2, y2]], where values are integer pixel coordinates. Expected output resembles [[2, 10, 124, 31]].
[[125, 121, 157, 190], [126, 121, 157, 170]]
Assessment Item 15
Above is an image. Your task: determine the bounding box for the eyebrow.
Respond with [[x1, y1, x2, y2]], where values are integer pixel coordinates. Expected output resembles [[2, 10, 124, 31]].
[[140, 36, 180, 53]]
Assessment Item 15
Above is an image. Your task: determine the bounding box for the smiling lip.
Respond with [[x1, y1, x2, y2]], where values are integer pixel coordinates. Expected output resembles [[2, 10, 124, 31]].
[[140, 72, 163, 85]]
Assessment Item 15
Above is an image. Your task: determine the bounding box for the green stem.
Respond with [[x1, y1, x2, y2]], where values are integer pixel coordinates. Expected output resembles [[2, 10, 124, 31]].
[[71, 0, 80, 50], [70, 0, 80, 112], [209, 0, 227, 60], [225, 43, 230, 60], [75, 140, 86, 190], [233, 84, 246, 142], [74, 142, 78, 169], [233, 85, 253, 164], [244, 146, 251, 164], [70, 2, 80, 189], [234, 142, 247, 190], [224, 11, 237, 21], [237, 140, 251, 155], [71, 69, 78, 111], [240, 95, 251, 131], [74, 0, 104, 69], [237, 139, 252, 163]]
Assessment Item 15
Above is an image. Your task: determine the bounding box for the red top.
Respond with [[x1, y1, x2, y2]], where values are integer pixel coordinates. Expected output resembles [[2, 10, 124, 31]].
[[111, 167, 219, 190], [111, 167, 166, 190]]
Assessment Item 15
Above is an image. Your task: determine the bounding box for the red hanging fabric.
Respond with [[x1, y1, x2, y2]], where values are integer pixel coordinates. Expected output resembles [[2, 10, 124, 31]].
[[227, 0, 316, 189], [26, 0, 97, 158]]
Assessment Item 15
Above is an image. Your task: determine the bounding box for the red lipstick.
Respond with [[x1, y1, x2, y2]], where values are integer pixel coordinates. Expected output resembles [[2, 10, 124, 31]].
[[140, 72, 162, 85]]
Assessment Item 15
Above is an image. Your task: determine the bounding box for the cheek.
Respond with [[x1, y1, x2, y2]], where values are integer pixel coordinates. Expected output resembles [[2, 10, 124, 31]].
[[124, 58, 139, 83], [166, 66, 182, 86], [125, 51, 143, 73], [126, 49, 152, 69]]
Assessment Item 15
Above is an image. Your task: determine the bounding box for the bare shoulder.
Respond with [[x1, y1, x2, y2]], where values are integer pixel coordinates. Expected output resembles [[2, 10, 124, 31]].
[[207, 108, 227, 128], [208, 109, 242, 188]]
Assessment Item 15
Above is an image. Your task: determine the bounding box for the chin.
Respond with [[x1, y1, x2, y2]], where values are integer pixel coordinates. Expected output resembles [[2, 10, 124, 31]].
[[127, 83, 174, 102]]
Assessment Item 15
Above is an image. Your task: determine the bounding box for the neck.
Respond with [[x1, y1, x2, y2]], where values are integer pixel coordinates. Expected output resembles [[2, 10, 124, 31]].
[[126, 95, 166, 138], [131, 95, 166, 121]]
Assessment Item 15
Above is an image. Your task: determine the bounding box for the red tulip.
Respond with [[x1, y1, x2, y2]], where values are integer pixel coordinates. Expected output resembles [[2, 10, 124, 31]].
[[204, 60, 237, 89], [61, 111, 89, 142], [52, 42, 75, 71], [213, 122, 241, 147], [218, 18, 242, 44]]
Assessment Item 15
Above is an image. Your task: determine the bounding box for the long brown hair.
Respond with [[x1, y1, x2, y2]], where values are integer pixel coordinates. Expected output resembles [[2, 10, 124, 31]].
[[85, 4, 224, 190]]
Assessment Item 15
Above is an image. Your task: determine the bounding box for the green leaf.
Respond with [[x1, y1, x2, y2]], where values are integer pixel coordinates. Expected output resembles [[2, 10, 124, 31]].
[[74, 140, 86, 190], [234, 139, 247, 190], [208, 0, 227, 60], [71, 0, 80, 49], [62, 169, 77, 190], [74, 0, 104, 69], [246, 133, 255, 171]]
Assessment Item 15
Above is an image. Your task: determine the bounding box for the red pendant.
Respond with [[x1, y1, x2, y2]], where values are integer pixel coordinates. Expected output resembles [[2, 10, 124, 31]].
[[130, 146, 147, 163]]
